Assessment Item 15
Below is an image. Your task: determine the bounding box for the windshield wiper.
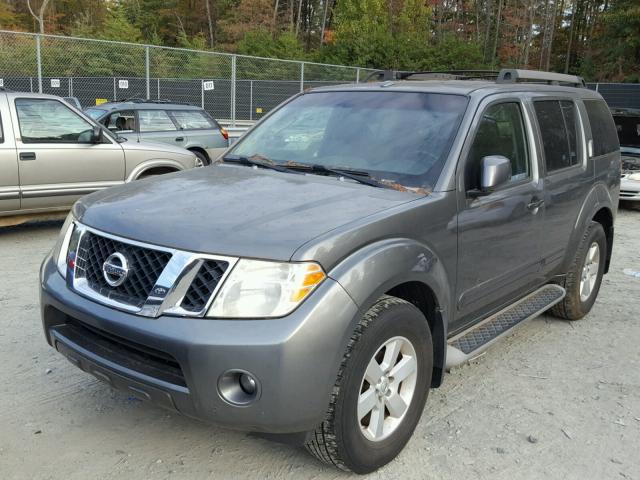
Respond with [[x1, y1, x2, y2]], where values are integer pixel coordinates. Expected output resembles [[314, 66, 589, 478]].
[[222, 154, 299, 174], [291, 163, 392, 189]]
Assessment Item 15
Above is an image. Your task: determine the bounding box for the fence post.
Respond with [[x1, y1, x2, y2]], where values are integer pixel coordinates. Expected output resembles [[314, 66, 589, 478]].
[[356, 68, 360, 83], [201, 79, 205, 108], [29, 77, 33, 93], [300, 62, 305, 92], [113, 77, 116, 101], [249, 80, 253, 121], [35, 34, 43, 93], [69, 77, 73, 97], [231, 55, 237, 127], [145, 46, 150, 100], [157, 78, 160, 99]]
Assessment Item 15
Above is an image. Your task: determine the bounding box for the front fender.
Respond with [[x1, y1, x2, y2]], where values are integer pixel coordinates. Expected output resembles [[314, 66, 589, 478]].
[[328, 238, 451, 386], [126, 159, 188, 181]]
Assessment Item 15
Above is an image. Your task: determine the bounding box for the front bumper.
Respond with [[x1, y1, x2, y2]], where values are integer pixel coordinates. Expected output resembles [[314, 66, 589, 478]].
[[620, 177, 640, 201], [40, 256, 358, 433]]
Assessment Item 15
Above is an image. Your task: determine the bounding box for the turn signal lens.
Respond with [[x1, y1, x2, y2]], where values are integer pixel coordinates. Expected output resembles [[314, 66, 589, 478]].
[[220, 128, 229, 140]]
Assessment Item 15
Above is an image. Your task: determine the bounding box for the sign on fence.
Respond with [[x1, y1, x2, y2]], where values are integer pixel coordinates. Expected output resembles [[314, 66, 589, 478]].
[[95, 98, 108, 105], [0, 78, 3, 87], [203, 81, 215, 91], [50, 79, 60, 88], [118, 79, 129, 89]]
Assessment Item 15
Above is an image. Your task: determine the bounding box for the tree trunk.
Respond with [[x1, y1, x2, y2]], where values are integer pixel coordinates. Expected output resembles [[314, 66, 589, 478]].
[[564, 1, 576, 73], [273, 0, 280, 32], [523, 0, 534, 66], [205, 0, 215, 48], [320, 0, 330, 44], [491, 0, 503, 67], [296, 0, 303, 35], [27, 0, 51, 34]]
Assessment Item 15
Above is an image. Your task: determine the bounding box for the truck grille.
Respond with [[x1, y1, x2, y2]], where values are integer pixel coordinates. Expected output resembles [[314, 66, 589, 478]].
[[74, 231, 172, 308], [180, 260, 229, 313]]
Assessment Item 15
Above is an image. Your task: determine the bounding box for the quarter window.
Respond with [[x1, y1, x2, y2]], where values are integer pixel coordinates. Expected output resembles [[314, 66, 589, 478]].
[[534, 100, 580, 172], [169, 110, 216, 129], [138, 110, 177, 132], [585, 100, 620, 154], [466, 102, 530, 190], [15, 98, 96, 144]]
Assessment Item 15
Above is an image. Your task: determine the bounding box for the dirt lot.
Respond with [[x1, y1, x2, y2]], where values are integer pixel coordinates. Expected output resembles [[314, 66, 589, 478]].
[[0, 209, 639, 480]]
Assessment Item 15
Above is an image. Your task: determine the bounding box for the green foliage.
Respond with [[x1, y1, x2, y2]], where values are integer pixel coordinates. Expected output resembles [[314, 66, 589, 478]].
[[237, 30, 307, 61]]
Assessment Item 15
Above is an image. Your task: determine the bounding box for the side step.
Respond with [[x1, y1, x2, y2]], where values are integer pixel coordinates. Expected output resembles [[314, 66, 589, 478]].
[[446, 284, 566, 368]]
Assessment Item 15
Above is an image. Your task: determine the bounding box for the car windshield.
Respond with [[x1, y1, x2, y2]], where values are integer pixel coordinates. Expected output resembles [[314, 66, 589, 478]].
[[85, 108, 107, 120], [613, 114, 640, 148], [230, 91, 468, 189]]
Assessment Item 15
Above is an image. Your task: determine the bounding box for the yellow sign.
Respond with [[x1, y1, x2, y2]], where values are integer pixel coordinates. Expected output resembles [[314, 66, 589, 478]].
[[95, 98, 108, 105], [255, 107, 263, 114]]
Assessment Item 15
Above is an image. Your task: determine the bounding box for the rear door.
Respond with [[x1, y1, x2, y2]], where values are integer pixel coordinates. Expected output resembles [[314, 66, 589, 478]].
[[168, 109, 227, 150], [137, 109, 184, 148], [454, 96, 544, 330], [0, 95, 20, 212], [530, 97, 592, 275], [11, 97, 125, 210]]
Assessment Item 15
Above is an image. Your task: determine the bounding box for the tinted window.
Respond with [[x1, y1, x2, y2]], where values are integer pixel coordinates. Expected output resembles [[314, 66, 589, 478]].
[[585, 101, 619, 154], [169, 110, 216, 129], [231, 91, 468, 189], [467, 102, 530, 190], [16, 98, 95, 143], [613, 115, 640, 149], [138, 110, 177, 132], [106, 110, 136, 133], [534, 100, 579, 172]]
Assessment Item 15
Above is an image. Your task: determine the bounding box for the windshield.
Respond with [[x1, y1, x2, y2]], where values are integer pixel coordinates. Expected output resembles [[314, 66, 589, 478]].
[[230, 91, 468, 189], [85, 108, 107, 120]]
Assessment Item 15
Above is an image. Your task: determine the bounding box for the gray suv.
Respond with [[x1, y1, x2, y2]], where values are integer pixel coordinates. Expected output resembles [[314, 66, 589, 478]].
[[0, 91, 197, 226], [85, 100, 229, 166], [40, 70, 620, 473]]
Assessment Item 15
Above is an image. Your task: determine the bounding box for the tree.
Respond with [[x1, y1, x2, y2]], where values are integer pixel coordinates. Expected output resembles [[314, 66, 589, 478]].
[[26, 0, 50, 33]]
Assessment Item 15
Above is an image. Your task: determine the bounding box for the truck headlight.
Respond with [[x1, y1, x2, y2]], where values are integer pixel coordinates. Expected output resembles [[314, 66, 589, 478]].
[[207, 260, 326, 318], [52, 212, 75, 278]]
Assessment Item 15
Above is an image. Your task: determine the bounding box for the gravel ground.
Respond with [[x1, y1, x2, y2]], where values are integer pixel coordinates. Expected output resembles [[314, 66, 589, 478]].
[[0, 209, 639, 480]]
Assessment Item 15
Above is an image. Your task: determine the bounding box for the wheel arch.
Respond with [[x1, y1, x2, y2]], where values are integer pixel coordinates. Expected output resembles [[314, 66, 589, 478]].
[[592, 206, 614, 273], [187, 146, 210, 162], [329, 238, 452, 389], [127, 159, 184, 181]]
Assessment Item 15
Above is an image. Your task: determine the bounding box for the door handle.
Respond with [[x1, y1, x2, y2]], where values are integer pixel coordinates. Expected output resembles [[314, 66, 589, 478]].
[[527, 198, 544, 210], [19, 152, 36, 161], [175, 137, 184, 142]]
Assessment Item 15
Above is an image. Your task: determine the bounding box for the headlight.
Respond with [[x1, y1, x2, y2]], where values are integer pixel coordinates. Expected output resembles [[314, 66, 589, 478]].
[[207, 259, 326, 318], [629, 172, 640, 181], [52, 212, 75, 278]]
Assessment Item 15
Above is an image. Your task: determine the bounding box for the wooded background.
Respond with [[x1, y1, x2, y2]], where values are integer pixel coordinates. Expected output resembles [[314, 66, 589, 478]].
[[1, 0, 638, 82]]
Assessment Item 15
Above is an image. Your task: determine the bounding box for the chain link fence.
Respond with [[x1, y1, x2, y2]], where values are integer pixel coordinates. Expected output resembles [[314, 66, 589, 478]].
[[0, 30, 380, 125]]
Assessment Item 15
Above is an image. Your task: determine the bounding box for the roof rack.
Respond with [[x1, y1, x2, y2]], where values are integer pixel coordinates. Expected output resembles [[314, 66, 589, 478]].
[[120, 98, 177, 104], [497, 69, 585, 87], [363, 68, 586, 88]]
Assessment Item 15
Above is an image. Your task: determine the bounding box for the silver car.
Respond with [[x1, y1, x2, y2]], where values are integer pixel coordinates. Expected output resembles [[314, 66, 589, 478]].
[[85, 100, 229, 166], [0, 91, 198, 225]]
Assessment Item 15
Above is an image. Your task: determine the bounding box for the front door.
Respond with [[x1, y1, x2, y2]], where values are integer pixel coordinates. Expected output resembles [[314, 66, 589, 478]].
[[11, 97, 125, 210], [454, 98, 544, 332]]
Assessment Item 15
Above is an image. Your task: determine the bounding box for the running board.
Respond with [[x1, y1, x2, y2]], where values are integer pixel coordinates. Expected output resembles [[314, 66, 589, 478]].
[[446, 284, 565, 368]]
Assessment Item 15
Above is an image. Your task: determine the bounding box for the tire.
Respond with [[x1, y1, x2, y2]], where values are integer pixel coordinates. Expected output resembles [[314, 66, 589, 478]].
[[551, 221, 606, 320], [305, 295, 433, 473], [191, 150, 210, 167]]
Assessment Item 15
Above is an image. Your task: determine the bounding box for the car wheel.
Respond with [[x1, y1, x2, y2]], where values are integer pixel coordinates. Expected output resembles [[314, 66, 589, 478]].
[[305, 295, 432, 473], [192, 150, 209, 167], [551, 221, 606, 320]]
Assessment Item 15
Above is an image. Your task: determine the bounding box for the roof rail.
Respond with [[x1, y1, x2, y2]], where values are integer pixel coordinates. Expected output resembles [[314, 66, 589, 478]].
[[363, 69, 501, 82], [497, 69, 585, 87]]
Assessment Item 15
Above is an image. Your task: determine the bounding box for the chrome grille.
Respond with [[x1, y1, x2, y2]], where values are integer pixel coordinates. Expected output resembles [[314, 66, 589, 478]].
[[180, 260, 229, 313], [74, 231, 172, 308]]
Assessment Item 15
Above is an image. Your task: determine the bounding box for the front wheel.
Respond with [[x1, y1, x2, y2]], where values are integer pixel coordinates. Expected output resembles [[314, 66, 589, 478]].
[[551, 221, 606, 320], [306, 296, 433, 473]]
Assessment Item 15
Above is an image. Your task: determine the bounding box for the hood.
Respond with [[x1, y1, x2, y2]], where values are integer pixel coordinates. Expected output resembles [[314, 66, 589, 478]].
[[120, 138, 195, 157], [74, 164, 419, 263]]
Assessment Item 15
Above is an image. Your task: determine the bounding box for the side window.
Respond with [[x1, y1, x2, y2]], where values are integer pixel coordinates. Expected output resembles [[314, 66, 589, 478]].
[[15, 98, 95, 144], [585, 100, 620, 155], [534, 100, 579, 172], [466, 102, 530, 190], [138, 110, 177, 132], [169, 110, 216, 130], [106, 110, 136, 133]]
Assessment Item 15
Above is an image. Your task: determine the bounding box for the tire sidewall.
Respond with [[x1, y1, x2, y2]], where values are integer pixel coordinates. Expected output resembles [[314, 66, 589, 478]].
[[572, 223, 606, 316], [334, 301, 432, 473]]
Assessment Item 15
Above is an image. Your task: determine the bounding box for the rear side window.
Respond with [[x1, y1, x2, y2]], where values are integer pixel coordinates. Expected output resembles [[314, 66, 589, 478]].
[[138, 110, 177, 132], [169, 110, 216, 130], [534, 100, 579, 172], [584, 101, 619, 155]]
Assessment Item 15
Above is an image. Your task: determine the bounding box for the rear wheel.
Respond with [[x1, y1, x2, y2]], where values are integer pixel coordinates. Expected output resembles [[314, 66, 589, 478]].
[[191, 150, 209, 167], [551, 221, 606, 320], [305, 295, 432, 473]]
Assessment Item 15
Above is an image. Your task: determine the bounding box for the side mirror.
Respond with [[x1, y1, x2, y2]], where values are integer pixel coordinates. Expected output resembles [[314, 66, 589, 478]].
[[479, 155, 511, 193], [90, 125, 103, 143]]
